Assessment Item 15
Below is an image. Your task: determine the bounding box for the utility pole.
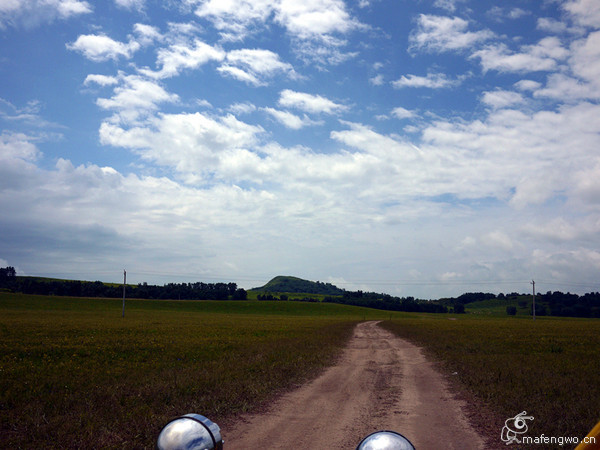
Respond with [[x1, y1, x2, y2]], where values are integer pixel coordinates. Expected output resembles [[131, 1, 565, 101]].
[[531, 280, 536, 321], [122, 270, 126, 318]]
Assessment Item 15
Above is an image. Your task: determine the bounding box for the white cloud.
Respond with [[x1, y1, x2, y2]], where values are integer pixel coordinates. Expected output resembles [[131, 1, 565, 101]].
[[481, 90, 525, 109], [217, 48, 297, 86], [99, 112, 264, 183], [194, 0, 273, 41], [67, 34, 141, 62], [534, 74, 598, 101], [420, 102, 600, 207], [193, 0, 362, 66], [391, 107, 415, 119], [194, 0, 361, 42], [534, 32, 600, 101], [274, 0, 361, 39], [537, 17, 570, 34], [522, 218, 584, 243], [291, 35, 358, 67], [0, 0, 91, 28], [141, 40, 225, 79], [392, 72, 459, 89], [570, 31, 600, 86], [133, 23, 162, 45], [96, 75, 179, 123], [115, 0, 145, 11], [262, 107, 321, 129], [574, 162, 600, 205], [563, 0, 600, 28], [369, 74, 384, 86], [433, 0, 466, 13], [514, 80, 542, 91], [472, 37, 568, 73], [278, 89, 347, 114], [409, 14, 493, 53], [482, 230, 514, 251], [228, 102, 257, 115], [84, 74, 119, 87], [0, 132, 41, 162], [488, 7, 529, 22]]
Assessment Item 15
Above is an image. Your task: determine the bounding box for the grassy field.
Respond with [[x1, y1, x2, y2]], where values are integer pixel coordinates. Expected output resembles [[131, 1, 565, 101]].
[[3, 293, 599, 449], [0, 293, 386, 448], [381, 315, 600, 447], [465, 295, 532, 316]]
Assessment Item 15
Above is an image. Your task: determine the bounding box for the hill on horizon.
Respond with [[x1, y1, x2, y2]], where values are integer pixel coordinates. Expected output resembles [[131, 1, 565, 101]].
[[251, 276, 345, 296]]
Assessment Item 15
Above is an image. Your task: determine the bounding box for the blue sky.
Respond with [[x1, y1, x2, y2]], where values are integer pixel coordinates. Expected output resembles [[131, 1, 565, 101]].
[[1, 0, 600, 298]]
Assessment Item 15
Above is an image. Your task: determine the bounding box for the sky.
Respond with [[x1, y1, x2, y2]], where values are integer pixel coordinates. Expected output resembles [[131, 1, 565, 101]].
[[1, 0, 600, 298]]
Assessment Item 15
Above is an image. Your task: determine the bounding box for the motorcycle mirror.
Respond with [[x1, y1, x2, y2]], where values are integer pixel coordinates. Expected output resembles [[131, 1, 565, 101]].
[[156, 414, 223, 450], [356, 430, 416, 450]]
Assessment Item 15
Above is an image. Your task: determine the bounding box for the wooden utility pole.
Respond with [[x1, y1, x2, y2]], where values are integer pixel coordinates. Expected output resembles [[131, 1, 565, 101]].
[[531, 280, 536, 321], [122, 270, 126, 318]]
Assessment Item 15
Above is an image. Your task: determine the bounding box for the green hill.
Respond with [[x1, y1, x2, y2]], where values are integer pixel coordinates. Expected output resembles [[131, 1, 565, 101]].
[[251, 276, 345, 296]]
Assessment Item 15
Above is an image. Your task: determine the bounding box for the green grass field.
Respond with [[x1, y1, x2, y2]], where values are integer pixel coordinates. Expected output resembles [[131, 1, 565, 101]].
[[381, 315, 600, 447], [2, 293, 599, 449], [0, 293, 386, 448]]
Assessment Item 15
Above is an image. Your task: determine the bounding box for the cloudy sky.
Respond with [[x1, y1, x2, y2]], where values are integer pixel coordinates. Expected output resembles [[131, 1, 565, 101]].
[[1, 0, 600, 298]]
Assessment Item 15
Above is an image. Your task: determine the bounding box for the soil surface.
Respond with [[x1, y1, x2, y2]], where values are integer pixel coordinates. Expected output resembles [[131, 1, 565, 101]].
[[222, 321, 492, 449]]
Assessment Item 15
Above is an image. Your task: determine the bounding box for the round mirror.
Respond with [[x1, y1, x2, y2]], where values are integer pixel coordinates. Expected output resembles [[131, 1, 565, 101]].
[[356, 430, 416, 450], [156, 414, 223, 450]]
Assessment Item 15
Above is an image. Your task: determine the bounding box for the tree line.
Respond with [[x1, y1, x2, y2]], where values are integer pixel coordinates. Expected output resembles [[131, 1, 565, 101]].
[[0, 268, 247, 301], [440, 291, 600, 318], [2, 267, 599, 317]]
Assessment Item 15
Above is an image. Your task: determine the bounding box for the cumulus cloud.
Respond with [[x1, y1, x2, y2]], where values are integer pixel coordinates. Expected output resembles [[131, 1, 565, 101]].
[[84, 74, 119, 87], [141, 40, 225, 79], [391, 107, 415, 119], [0, 0, 91, 28], [194, 0, 273, 41], [481, 90, 525, 109], [114, 0, 145, 11], [192, 0, 362, 66], [99, 112, 264, 183], [563, 0, 600, 28], [194, 0, 361, 41], [409, 14, 493, 53], [217, 48, 298, 86], [392, 72, 460, 89], [278, 89, 347, 114], [472, 37, 569, 73], [262, 107, 322, 129], [274, 0, 362, 39], [67, 34, 141, 62], [433, 0, 466, 13], [487, 7, 529, 22], [96, 75, 179, 123]]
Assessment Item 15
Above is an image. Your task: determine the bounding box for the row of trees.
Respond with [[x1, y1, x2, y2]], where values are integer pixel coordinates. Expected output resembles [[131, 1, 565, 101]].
[[3, 266, 600, 317], [441, 290, 600, 318], [0, 268, 247, 301], [333, 290, 450, 313]]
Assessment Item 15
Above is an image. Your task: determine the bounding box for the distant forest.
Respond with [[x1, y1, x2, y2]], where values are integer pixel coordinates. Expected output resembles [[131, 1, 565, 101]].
[[1, 267, 599, 317], [438, 291, 600, 318], [0, 267, 247, 301]]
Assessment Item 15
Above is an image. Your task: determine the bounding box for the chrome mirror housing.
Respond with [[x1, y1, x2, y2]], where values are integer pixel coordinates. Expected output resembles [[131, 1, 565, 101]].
[[356, 430, 416, 450], [156, 414, 223, 450]]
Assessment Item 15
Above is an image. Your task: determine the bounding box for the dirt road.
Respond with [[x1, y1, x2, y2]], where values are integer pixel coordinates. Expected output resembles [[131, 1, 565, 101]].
[[223, 321, 488, 449]]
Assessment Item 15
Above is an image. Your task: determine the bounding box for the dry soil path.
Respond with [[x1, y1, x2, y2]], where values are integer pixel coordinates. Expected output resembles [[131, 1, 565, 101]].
[[222, 321, 487, 449]]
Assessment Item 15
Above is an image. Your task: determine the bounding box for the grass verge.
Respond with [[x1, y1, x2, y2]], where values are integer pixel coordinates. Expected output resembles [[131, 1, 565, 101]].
[[380, 315, 600, 448]]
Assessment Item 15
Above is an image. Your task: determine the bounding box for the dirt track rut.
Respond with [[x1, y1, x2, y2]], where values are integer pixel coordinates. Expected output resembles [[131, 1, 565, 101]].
[[223, 321, 486, 449]]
